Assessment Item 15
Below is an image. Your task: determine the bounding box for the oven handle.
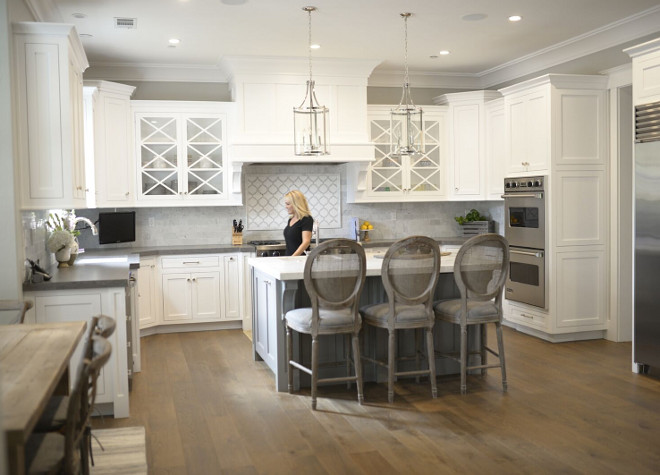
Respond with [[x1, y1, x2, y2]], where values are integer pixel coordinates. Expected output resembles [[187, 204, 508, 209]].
[[501, 192, 544, 199], [510, 249, 544, 258]]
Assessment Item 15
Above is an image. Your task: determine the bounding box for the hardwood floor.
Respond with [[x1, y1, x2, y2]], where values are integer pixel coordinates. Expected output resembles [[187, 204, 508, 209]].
[[92, 327, 660, 474]]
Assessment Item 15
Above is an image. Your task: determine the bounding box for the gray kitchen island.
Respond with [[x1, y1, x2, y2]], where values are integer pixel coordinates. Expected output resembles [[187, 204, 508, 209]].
[[249, 249, 479, 392]]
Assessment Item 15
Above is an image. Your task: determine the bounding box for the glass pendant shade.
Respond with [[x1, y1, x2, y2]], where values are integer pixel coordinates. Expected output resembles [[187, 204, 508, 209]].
[[294, 80, 328, 155], [391, 12, 423, 156], [391, 84, 423, 156]]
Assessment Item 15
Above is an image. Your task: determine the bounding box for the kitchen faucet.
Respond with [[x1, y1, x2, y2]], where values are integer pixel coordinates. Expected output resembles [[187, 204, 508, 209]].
[[73, 216, 98, 235]]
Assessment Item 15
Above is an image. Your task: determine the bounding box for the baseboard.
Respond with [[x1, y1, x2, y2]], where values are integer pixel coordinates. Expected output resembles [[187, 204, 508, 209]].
[[140, 320, 242, 337]]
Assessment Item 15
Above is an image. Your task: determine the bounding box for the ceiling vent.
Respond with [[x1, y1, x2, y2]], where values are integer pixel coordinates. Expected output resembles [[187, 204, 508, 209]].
[[114, 17, 137, 29]]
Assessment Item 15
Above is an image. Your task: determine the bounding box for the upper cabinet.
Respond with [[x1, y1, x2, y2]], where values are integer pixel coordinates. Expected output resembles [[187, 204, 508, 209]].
[[83, 81, 136, 208], [625, 37, 660, 106], [346, 105, 448, 203], [499, 74, 608, 177], [485, 98, 506, 200], [435, 91, 502, 200], [131, 101, 241, 206], [13, 22, 89, 210]]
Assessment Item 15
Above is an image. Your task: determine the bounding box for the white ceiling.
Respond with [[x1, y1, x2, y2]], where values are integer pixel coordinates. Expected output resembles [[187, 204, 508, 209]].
[[28, 0, 660, 88]]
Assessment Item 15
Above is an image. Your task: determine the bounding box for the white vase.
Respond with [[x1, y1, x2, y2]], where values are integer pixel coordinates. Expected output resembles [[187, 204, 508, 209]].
[[55, 246, 72, 267]]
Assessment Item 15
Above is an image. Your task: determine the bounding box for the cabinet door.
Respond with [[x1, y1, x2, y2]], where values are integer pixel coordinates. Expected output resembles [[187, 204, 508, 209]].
[[136, 113, 181, 200], [505, 95, 527, 174], [137, 258, 157, 328], [525, 90, 550, 172], [368, 117, 406, 198], [485, 99, 505, 200], [451, 103, 482, 198], [191, 271, 221, 321], [34, 293, 106, 397], [253, 271, 277, 368], [223, 255, 242, 320], [69, 59, 87, 202], [183, 115, 227, 199], [407, 114, 446, 197], [162, 273, 192, 321]]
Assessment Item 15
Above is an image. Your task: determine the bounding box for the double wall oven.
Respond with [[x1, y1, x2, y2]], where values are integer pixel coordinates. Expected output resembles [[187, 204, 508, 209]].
[[503, 176, 546, 308]]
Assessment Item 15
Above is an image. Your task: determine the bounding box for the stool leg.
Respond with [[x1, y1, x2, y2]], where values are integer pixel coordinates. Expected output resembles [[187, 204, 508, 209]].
[[480, 323, 487, 376], [311, 337, 319, 410], [460, 324, 468, 395], [346, 334, 351, 389], [415, 328, 421, 383], [388, 329, 396, 403], [426, 327, 437, 398], [286, 325, 293, 393], [352, 333, 364, 404], [496, 322, 507, 392]]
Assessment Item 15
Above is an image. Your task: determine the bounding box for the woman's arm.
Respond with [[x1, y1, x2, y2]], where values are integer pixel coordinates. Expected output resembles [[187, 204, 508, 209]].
[[291, 230, 312, 256]]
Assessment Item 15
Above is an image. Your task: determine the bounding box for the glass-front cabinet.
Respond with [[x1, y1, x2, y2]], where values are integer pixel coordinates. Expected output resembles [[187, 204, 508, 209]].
[[347, 105, 447, 202], [133, 102, 234, 204]]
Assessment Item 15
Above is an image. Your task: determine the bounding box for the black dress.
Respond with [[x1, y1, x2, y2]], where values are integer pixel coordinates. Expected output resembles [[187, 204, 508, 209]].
[[283, 215, 314, 256]]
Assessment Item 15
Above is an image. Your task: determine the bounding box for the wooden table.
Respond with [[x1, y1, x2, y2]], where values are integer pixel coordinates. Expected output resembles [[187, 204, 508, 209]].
[[0, 321, 86, 475]]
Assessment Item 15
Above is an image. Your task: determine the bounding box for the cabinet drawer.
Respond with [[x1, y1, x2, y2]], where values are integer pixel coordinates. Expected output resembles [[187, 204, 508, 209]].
[[161, 256, 219, 269], [506, 303, 547, 330]]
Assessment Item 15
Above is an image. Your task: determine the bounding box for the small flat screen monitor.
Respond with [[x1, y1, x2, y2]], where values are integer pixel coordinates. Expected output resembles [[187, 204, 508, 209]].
[[98, 212, 136, 245]]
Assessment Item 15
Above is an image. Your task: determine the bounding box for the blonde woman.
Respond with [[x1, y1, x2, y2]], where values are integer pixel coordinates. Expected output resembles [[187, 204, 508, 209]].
[[283, 190, 314, 256]]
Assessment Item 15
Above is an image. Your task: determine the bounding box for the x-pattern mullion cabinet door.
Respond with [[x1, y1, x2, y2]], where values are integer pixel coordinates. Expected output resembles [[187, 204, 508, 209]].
[[365, 106, 447, 201], [134, 103, 230, 205]]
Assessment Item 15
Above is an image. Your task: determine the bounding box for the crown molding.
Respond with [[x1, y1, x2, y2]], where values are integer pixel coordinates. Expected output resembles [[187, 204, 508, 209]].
[[368, 70, 482, 89], [84, 62, 229, 83]]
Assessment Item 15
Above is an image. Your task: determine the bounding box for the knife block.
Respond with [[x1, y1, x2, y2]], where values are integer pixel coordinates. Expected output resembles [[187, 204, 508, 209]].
[[232, 232, 243, 245]]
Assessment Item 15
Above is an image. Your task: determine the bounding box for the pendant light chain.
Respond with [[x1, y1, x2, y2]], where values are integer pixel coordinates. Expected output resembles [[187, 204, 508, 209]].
[[403, 13, 409, 87]]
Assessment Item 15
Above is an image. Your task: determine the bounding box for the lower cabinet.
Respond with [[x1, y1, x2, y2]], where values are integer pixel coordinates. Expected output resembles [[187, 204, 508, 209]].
[[139, 252, 247, 331], [252, 269, 278, 369], [24, 287, 130, 418]]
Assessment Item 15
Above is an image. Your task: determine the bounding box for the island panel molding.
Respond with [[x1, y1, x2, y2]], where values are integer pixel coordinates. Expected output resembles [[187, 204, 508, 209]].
[[245, 174, 341, 230]]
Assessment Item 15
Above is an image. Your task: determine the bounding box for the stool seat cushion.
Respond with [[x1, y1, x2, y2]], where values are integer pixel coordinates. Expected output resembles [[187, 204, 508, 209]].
[[285, 307, 359, 334], [434, 299, 499, 324], [360, 302, 430, 326]]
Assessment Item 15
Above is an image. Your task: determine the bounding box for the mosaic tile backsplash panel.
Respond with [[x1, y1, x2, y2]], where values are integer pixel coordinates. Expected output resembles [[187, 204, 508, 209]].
[[245, 174, 341, 230]]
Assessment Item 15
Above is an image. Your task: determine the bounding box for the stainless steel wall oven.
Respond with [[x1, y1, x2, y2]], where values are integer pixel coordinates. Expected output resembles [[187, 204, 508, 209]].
[[503, 176, 546, 308]]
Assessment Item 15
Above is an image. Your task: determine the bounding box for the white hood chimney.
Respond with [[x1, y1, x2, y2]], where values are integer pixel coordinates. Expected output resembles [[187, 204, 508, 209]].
[[220, 56, 381, 164]]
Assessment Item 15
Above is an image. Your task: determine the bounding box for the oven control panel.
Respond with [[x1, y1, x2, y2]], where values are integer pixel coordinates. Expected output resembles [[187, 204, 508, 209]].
[[504, 176, 545, 192]]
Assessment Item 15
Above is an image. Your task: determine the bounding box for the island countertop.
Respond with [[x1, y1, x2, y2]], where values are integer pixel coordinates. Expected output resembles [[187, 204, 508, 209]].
[[248, 250, 457, 281]]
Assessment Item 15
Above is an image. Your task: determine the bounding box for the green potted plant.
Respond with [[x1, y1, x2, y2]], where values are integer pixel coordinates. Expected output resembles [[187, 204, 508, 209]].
[[454, 209, 494, 236]]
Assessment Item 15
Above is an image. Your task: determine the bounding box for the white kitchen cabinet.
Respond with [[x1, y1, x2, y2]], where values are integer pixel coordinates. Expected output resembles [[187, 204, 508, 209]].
[[162, 271, 221, 323], [500, 74, 608, 176], [252, 268, 278, 369], [24, 288, 130, 418], [137, 256, 158, 328], [436, 91, 501, 200], [84, 81, 136, 207], [625, 37, 660, 106], [13, 22, 89, 210], [222, 254, 243, 320], [485, 98, 506, 200], [347, 105, 447, 203], [132, 101, 241, 206]]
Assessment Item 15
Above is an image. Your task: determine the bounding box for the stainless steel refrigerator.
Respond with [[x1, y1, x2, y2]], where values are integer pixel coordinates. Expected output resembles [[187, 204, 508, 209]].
[[634, 100, 660, 374]]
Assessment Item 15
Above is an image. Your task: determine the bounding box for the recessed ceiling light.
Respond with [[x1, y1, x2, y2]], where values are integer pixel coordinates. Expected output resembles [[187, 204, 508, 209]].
[[439, 50, 450, 55], [72, 12, 87, 19], [509, 15, 522, 22], [310, 44, 320, 49], [168, 38, 180, 45], [462, 13, 487, 21]]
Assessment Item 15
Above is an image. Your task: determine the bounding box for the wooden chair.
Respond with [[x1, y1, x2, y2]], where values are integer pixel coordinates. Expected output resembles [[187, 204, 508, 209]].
[[25, 335, 112, 474], [360, 236, 441, 403], [34, 315, 116, 473], [433, 233, 510, 395], [285, 239, 367, 410], [0, 299, 33, 324]]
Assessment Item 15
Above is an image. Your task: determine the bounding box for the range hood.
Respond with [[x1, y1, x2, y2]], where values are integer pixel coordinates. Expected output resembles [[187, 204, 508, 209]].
[[221, 56, 381, 164]]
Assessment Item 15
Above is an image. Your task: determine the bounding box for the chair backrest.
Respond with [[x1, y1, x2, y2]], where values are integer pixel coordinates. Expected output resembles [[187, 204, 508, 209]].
[[63, 335, 112, 473], [381, 236, 441, 325], [0, 299, 33, 324], [454, 233, 510, 305], [303, 239, 366, 335], [95, 315, 116, 339]]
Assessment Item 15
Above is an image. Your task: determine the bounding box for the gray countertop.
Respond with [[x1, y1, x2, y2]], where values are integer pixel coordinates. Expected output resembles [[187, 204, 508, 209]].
[[22, 237, 467, 292]]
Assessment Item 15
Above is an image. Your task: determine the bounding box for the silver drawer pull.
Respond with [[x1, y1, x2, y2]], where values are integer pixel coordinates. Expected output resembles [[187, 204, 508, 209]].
[[501, 192, 543, 199], [183, 261, 200, 264], [520, 313, 534, 319]]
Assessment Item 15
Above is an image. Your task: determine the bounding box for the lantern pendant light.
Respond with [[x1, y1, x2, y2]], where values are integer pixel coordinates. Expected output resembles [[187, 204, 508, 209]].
[[391, 12, 423, 156], [294, 6, 329, 156]]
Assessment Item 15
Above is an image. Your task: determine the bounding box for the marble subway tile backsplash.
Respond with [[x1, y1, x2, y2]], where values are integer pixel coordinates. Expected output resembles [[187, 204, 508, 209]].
[[22, 164, 505, 255]]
